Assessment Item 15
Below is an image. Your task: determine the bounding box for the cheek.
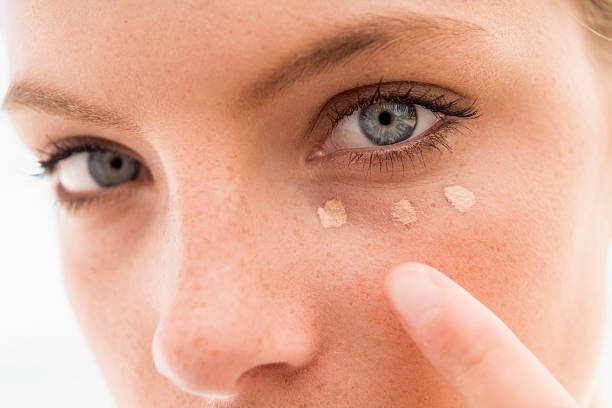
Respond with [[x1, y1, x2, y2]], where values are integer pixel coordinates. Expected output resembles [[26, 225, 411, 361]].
[[57, 193, 172, 404], [311, 104, 608, 401]]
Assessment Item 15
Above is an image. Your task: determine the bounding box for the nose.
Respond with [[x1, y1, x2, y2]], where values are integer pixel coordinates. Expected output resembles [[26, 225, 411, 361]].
[[151, 171, 318, 399], [152, 282, 318, 399]]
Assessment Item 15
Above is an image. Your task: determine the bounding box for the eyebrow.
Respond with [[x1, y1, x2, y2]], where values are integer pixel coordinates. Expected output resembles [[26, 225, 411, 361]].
[[247, 13, 491, 102], [1, 80, 140, 132], [1, 13, 490, 123]]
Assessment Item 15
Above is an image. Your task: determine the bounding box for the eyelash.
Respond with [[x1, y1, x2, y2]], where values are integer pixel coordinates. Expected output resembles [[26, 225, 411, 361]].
[[38, 138, 109, 173], [322, 81, 479, 174], [36, 137, 142, 213], [35, 82, 479, 212]]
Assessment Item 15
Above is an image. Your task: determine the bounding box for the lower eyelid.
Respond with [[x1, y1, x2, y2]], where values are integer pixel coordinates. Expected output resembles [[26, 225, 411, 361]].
[[305, 119, 463, 182], [53, 166, 152, 214], [309, 116, 448, 160]]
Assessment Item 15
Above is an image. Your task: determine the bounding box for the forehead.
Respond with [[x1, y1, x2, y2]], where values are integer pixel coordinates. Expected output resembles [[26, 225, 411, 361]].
[[0, 0, 567, 120]]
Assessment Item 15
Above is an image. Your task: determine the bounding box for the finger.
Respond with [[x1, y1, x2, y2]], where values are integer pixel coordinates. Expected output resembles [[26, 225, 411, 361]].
[[384, 262, 578, 408]]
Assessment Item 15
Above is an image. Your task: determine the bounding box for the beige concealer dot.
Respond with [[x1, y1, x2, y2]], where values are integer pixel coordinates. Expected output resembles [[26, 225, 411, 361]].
[[443, 185, 476, 213], [392, 200, 417, 225], [317, 199, 347, 228]]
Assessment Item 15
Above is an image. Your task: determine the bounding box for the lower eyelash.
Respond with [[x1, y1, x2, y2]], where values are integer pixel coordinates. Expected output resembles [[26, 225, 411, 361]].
[[53, 194, 104, 215], [343, 118, 468, 175], [53, 183, 139, 215]]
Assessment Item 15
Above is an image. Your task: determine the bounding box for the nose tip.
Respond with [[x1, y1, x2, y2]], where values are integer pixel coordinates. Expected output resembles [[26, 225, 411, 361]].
[[152, 324, 242, 397], [151, 308, 317, 399]]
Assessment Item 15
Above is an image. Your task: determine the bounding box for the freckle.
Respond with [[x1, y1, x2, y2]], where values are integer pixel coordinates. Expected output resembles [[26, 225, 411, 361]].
[[392, 200, 417, 225], [430, 202, 437, 208], [444, 185, 476, 213], [316, 199, 347, 228]]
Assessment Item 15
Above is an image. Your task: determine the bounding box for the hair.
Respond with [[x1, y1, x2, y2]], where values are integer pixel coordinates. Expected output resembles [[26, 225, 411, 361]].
[[580, 0, 612, 40], [578, 0, 612, 65], [575, 0, 612, 88]]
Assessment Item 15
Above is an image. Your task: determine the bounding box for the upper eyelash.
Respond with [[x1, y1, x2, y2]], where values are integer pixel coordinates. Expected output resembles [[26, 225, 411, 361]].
[[37, 140, 103, 174], [326, 80, 479, 128], [36, 137, 135, 176]]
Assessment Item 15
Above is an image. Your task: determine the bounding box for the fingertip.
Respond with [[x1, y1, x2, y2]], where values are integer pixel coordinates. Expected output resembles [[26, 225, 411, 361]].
[[384, 262, 444, 331]]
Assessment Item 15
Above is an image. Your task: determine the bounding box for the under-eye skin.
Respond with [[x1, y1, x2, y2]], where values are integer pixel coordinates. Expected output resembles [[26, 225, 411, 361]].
[[36, 136, 148, 213], [307, 81, 479, 175]]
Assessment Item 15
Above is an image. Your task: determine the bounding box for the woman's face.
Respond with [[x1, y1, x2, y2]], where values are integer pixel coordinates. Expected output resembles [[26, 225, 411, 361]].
[[3, 0, 611, 406]]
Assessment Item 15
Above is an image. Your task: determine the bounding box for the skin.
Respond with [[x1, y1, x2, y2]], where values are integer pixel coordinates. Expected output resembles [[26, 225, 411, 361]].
[[2, 0, 611, 406]]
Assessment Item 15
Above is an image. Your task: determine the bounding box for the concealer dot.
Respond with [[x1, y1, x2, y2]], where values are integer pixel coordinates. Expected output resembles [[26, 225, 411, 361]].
[[443, 185, 476, 213], [392, 200, 417, 225], [317, 199, 347, 228]]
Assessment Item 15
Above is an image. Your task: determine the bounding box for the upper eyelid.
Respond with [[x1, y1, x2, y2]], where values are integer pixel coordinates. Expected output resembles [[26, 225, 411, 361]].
[[37, 136, 145, 174], [331, 81, 477, 115], [309, 81, 479, 137]]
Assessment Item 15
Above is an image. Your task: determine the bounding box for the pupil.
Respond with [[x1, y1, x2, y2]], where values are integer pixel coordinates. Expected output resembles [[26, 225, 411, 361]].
[[378, 111, 392, 126], [110, 157, 123, 170]]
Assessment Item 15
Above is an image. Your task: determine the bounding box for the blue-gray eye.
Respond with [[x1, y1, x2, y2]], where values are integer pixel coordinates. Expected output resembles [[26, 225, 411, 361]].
[[87, 151, 140, 187], [358, 102, 417, 146]]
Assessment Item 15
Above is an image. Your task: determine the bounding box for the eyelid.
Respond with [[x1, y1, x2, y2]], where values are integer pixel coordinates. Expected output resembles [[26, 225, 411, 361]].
[[305, 81, 477, 154], [304, 81, 478, 180], [38, 135, 148, 175], [320, 81, 478, 131], [306, 120, 467, 183], [34, 136, 152, 215], [314, 103, 443, 157]]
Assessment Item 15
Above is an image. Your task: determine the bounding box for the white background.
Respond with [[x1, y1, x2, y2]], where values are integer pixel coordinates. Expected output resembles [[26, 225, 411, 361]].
[[0, 37, 610, 408]]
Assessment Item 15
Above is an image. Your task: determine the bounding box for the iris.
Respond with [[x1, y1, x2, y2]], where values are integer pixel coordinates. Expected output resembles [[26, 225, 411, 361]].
[[358, 102, 417, 146], [87, 151, 140, 187]]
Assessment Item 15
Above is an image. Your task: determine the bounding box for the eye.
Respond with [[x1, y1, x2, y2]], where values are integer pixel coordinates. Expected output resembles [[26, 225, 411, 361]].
[[306, 82, 479, 168], [329, 102, 440, 150], [56, 150, 141, 193]]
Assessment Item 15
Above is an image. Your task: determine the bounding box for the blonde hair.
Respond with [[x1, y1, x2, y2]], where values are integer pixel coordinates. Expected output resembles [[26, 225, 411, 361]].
[[580, 0, 612, 41]]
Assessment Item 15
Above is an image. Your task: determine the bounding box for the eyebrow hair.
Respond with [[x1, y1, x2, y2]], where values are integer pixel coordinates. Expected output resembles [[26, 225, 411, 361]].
[[1, 13, 490, 122], [248, 13, 491, 102], [1, 80, 140, 132]]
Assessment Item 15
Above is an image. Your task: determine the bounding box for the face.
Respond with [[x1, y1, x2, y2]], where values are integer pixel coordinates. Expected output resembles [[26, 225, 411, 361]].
[[3, 0, 611, 406]]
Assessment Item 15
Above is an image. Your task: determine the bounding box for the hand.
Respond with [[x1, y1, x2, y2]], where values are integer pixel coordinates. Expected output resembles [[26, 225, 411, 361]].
[[384, 262, 579, 408]]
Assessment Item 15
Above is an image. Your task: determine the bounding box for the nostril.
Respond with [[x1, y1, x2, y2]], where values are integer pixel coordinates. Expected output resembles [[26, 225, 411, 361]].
[[235, 362, 294, 389], [241, 362, 290, 379]]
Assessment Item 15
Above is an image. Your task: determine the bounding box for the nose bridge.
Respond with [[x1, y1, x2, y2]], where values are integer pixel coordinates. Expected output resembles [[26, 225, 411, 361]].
[[170, 153, 257, 278], [161, 159, 265, 346]]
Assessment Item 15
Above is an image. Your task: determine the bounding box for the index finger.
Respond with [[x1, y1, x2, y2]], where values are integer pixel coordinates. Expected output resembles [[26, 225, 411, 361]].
[[384, 262, 578, 408]]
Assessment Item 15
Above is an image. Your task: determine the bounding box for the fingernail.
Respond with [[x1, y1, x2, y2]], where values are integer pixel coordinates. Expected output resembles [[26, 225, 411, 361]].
[[385, 263, 443, 330]]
